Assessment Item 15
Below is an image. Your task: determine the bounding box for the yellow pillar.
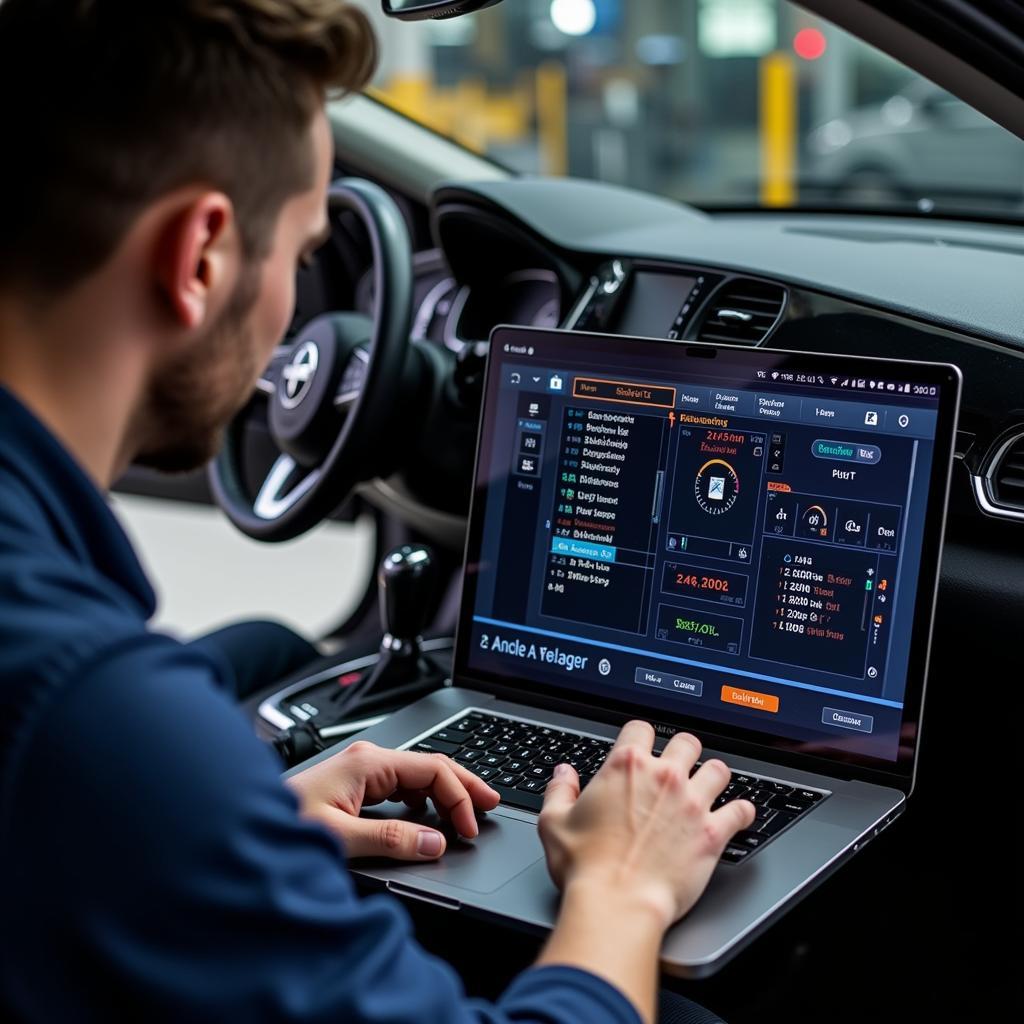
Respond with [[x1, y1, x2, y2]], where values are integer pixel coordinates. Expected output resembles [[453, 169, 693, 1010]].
[[760, 52, 796, 207], [536, 62, 568, 177]]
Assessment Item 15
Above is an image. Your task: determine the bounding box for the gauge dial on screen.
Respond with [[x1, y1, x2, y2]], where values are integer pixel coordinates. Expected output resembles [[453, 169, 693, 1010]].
[[695, 459, 740, 515]]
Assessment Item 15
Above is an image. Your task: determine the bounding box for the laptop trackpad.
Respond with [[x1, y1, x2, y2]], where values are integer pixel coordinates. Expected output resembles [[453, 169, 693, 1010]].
[[358, 807, 543, 894]]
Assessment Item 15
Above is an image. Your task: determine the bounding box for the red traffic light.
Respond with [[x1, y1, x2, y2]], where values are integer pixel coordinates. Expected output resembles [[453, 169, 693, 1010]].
[[793, 28, 827, 60]]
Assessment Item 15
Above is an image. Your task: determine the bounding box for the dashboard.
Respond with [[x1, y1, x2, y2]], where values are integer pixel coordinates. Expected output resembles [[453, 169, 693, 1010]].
[[356, 257, 562, 353], [334, 177, 1024, 713], [373, 179, 1024, 542]]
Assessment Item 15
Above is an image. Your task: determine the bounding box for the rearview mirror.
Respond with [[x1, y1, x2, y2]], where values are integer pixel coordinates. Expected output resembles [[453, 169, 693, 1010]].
[[381, 0, 504, 20]]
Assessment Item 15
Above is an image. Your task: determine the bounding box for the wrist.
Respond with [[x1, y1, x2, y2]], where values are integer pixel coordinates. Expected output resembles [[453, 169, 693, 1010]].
[[562, 871, 675, 935]]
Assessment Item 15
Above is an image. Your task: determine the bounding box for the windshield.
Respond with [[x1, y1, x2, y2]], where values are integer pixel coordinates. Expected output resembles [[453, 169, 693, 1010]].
[[351, 0, 1024, 217]]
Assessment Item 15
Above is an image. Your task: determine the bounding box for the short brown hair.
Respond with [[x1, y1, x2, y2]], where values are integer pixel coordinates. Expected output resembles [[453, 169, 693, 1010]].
[[0, 0, 377, 295]]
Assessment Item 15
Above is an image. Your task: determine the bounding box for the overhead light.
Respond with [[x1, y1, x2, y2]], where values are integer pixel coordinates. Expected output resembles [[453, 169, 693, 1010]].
[[550, 0, 596, 37]]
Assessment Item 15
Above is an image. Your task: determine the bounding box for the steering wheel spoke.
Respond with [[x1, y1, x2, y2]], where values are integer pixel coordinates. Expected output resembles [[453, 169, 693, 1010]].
[[255, 345, 296, 397], [253, 454, 322, 521], [335, 346, 370, 410]]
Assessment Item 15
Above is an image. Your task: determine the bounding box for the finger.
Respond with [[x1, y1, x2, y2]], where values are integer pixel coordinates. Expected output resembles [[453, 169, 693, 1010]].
[[403, 754, 482, 838], [321, 809, 448, 862], [388, 787, 429, 809], [711, 797, 757, 841], [540, 763, 580, 820], [659, 731, 703, 772], [610, 719, 656, 754], [373, 752, 491, 837], [394, 752, 500, 812], [442, 758, 502, 812], [688, 758, 734, 804]]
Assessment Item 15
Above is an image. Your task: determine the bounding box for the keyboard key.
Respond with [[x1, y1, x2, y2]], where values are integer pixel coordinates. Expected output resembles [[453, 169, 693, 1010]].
[[413, 739, 459, 756], [732, 830, 767, 849], [765, 781, 793, 795], [431, 729, 470, 745], [466, 737, 491, 750], [527, 765, 554, 781], [749, 789, 775, 806], [759, 811, 796, 837], [474, 766, 500, 781], [451, 717, 478, 733], [455, 749, 484, 763], [513, 748, 536, 761], [504, 760, 528, 773], [481, 755, 507, 768], [518, 778, 546, 793], [733, 774, 757, 786], [491, 742, 513, 756], [795, 789, 824, 803], [721, 845, 752, 864], [495, 773, 522, 788], [770, 795, 812, 815], [493, 786, 545, 813]]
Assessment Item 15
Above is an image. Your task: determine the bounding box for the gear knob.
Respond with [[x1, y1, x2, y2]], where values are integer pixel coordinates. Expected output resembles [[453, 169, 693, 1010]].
[[378, 544, 435, 643]]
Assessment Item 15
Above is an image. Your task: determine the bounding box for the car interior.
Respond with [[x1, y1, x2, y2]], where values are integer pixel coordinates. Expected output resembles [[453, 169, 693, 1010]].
[[116, 1, 1023, 1019]]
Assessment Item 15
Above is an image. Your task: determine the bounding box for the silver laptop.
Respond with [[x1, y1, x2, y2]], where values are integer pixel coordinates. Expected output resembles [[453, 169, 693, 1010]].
[[290, 325, 961, 977]]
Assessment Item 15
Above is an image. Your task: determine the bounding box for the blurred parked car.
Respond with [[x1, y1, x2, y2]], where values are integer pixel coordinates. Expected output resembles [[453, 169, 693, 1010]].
[[806, 80, 1024, 209]]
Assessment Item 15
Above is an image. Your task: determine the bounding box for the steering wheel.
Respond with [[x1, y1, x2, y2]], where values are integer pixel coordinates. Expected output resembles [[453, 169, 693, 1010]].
[[210, 179, 414, 542]]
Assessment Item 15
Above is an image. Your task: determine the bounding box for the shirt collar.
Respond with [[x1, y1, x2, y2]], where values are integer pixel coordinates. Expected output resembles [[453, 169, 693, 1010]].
[[0, 385, 156, 619]]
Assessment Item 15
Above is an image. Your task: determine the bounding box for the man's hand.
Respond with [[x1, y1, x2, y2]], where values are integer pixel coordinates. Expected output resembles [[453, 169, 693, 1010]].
[[535, 721, 755, 1023], [286, 741, 500, 862], [538, 721, 756, 928]]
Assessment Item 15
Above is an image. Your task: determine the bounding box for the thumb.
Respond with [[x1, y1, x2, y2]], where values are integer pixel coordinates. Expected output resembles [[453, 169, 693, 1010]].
[[541, 763, 580, 818], [324, 810, 448, 862]]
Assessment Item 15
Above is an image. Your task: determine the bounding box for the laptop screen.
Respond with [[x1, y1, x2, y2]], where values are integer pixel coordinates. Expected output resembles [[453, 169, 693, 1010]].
[[454, 326, 960, 775]]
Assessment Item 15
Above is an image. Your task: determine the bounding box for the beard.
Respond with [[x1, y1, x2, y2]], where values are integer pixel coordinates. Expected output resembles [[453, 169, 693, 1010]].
[[133, 264, 264, 474]]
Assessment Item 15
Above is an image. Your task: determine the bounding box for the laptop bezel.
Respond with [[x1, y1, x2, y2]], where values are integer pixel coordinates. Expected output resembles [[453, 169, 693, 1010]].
[[451, 325, 961, 795]]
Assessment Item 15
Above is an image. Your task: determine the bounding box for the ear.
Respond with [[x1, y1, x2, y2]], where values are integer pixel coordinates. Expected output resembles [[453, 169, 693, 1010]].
[[154, 192, 238, 331]]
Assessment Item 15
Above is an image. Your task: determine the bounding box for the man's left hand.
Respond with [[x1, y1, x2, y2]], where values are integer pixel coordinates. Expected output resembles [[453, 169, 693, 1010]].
[[286, 740, 500, 861]]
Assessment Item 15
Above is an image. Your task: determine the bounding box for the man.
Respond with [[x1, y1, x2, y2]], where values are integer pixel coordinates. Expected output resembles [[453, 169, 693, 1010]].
[[0, 2, 756, 1021]]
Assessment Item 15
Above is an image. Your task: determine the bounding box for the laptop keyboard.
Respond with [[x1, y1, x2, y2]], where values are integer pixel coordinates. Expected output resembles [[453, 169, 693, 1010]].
[[412, 710, 826, 864]]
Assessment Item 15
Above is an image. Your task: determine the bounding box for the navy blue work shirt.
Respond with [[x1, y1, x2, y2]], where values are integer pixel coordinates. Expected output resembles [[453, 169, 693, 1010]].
[[0, 386, 640, 1024]]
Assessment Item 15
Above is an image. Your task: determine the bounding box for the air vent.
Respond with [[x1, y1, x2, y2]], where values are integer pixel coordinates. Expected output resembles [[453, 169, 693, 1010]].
[[991, 434, 1024, 510], [695, 279, 787, 346]]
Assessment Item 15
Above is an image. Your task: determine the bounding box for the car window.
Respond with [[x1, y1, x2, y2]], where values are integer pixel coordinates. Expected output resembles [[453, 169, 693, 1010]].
[[350, 0, 1024, 216], [116, 496, 375, 640]]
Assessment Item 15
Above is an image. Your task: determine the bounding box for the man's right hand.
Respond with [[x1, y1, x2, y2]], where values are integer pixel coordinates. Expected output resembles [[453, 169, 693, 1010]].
[[538, 719, 756, 931]]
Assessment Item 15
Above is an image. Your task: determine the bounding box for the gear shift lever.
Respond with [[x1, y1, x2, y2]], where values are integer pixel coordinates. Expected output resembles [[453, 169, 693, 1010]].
[[273, 545, 443, 768], [328, 544, 438, 715], [377, 544, 435, 672]]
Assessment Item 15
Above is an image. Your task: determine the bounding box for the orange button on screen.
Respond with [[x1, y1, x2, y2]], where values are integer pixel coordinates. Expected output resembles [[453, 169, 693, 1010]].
[[721, 685, 780, 713]]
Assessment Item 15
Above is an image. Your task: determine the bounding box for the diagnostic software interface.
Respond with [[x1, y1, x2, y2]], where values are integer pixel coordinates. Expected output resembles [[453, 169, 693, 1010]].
[[462, 329, 955, 764]]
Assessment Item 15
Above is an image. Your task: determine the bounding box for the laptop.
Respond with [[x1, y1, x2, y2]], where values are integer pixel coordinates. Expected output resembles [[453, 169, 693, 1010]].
[[288, 325, 961, 977]]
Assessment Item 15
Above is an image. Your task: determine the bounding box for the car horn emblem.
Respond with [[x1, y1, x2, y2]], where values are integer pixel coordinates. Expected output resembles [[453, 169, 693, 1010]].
[[280, 341, 319, 409]]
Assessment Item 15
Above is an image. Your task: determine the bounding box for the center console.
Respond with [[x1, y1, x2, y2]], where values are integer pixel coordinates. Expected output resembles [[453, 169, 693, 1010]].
[[256, 544, 453, 766]]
